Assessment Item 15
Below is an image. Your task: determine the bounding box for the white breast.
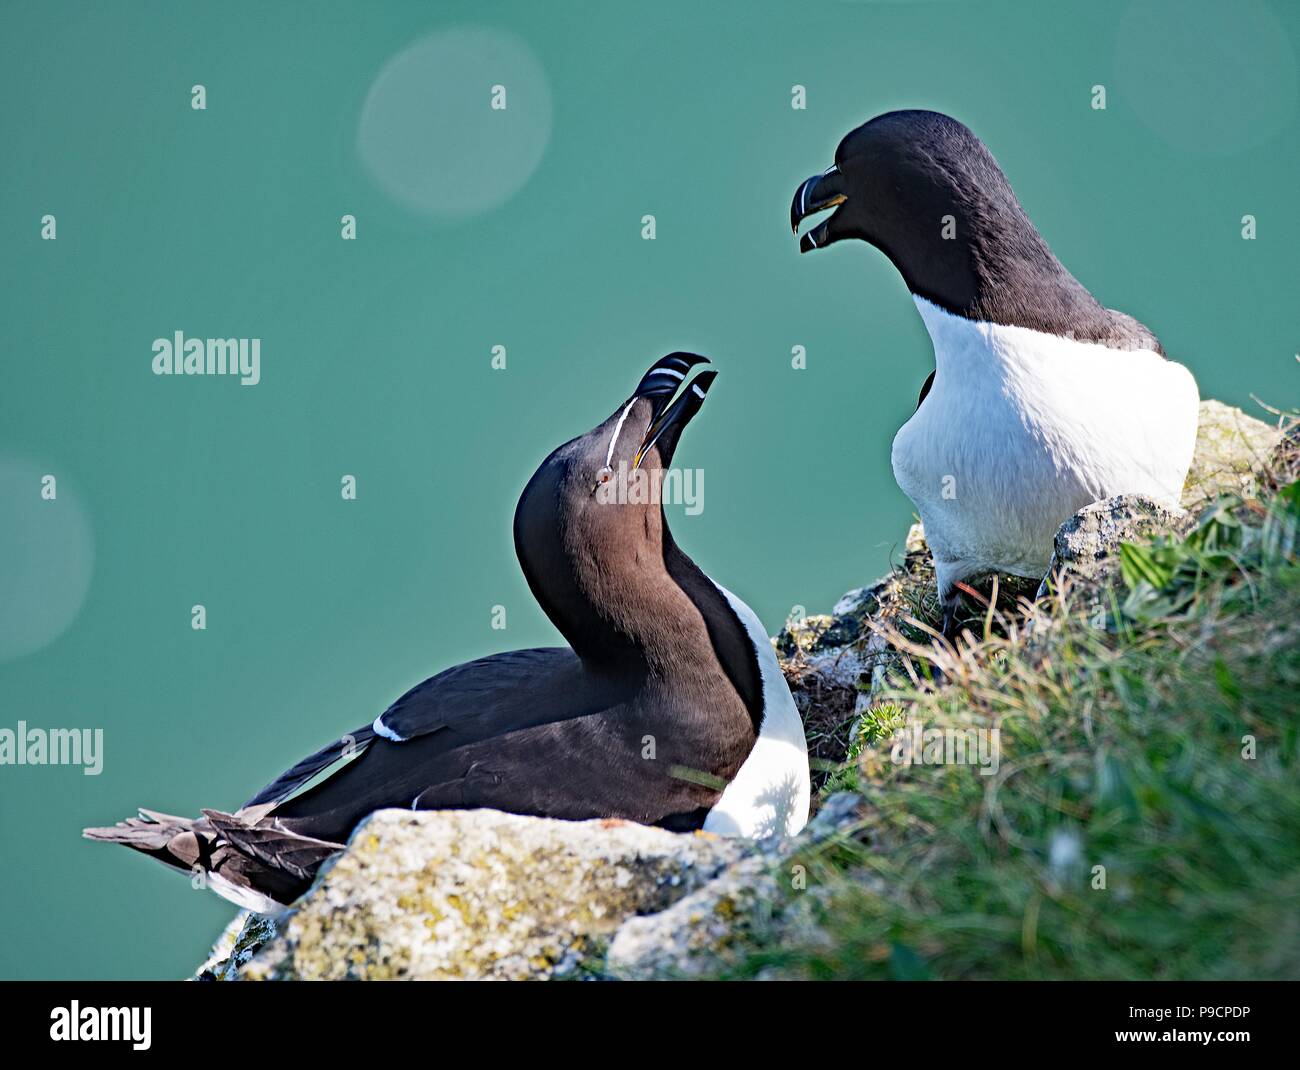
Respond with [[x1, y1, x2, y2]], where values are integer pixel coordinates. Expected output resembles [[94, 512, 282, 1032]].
[[892, 296, 1199, 593], [702, 583, 810, 839]]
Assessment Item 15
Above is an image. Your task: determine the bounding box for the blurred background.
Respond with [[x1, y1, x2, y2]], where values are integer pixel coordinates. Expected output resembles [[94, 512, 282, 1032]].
[[1, 0, 1296, 978]]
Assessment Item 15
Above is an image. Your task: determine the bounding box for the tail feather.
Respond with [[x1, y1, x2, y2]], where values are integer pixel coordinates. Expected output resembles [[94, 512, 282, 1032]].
[[83, 810, 199, 857], [202, 809, 343, 882], [84, 805, 344, 911], [84, 723, 375, 911]]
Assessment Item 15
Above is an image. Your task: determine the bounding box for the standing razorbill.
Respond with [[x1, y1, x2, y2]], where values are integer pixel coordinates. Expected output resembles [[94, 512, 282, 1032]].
[[790, 110, 1199, 635], [85, 354, 810, 913]]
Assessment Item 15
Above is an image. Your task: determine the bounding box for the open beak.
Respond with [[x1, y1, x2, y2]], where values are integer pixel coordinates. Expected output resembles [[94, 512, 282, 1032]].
[[632, 365, 717, 471], [790, 166, 848, 252], [628, 352, 710, 423]]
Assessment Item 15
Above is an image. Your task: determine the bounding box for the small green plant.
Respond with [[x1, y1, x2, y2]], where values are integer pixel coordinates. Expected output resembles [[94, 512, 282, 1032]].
[[1120, 483, 1300, 620], [848, 702, 907, 758]]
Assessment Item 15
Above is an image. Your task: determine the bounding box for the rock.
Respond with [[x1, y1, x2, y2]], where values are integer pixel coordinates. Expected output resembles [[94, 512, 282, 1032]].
[[197, 798, 875, 982], [1043, 494, 1190, 592], [235, 808, 745, 980], [1264, 421, 1300, 493], [1183, 400, 1283, 509], [195, 911, 279, 981], [607, 793, 870, 979]]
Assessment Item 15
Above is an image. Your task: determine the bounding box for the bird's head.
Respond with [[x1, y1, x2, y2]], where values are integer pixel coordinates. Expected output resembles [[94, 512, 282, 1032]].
[[513, 353, 716, 663], [790, 110, 1034, 313]]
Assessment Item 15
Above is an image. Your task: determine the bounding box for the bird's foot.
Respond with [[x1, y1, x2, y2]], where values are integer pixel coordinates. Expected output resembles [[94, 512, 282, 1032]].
[[940, 597, 961, 642]]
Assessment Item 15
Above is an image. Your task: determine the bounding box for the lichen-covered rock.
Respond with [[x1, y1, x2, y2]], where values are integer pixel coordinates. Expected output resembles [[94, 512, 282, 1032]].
[[606, 793, 869, 979], [237, 809, 745, 980], [195, 911, 279, 981], [1044, 494, 1190, 592], [1264, 421, 1300, 493], [1183, 400, 1283, 508]]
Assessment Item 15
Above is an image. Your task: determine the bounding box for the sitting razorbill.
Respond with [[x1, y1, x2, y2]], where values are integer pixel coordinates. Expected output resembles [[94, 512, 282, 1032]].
[[791, 110, 1199, 634]]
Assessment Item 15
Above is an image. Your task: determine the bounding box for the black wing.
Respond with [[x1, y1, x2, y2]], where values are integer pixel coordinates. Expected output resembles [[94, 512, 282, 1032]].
[[916, 370, 935, 410], [240, 648, 584, 812], [374, 647, 584, 742], [266, 647, 719, 842], [242, 724, 377, 809]]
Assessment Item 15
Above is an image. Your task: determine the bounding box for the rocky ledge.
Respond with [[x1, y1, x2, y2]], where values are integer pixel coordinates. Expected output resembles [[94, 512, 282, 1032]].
[[198, 794, 867, 980], [197, 399, 1288, 981]]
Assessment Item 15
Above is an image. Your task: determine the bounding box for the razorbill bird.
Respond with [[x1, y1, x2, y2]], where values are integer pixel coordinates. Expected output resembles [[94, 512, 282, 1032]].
[[85, 354, 810, 913], [790, 110, 1199, 635]]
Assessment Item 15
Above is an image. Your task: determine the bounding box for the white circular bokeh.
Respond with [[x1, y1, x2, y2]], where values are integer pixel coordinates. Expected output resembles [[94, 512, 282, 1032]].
[[358, 26, 553, 219], [0, 457, 94, 662], [1116, 0, 1298, 156]]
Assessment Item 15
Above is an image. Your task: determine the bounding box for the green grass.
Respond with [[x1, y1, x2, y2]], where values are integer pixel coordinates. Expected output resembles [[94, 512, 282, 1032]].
[[732, 467, 1300, 980]]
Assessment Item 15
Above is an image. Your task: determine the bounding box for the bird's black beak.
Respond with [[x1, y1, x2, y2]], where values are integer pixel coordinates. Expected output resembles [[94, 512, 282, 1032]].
[[632, 360, 716, 471], [628, 352, 711, 427], [791, 166, 848, 252]]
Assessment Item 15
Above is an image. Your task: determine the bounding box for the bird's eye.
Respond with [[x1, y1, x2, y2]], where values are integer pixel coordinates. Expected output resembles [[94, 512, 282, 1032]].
[[592, 465, 614, 493]]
